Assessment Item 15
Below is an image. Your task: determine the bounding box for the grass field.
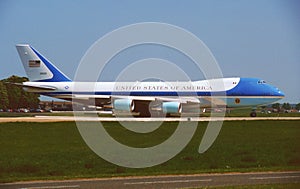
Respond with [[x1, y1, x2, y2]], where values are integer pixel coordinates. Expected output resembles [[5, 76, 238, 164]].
[[0, 120, 299, 183]]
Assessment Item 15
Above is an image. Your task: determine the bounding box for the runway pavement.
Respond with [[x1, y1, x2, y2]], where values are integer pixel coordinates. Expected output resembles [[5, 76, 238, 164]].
[[0, 116, 300, 122], [1, 171, 299, 189]]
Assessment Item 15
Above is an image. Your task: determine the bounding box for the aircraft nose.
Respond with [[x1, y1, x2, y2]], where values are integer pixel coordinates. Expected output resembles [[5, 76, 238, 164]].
[[275, 88, 285, 97]]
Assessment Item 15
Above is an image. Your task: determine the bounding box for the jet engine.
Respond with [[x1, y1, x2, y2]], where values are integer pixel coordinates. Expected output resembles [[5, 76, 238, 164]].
[[162, 102, 182, 114], [113, 99, 135, 112]]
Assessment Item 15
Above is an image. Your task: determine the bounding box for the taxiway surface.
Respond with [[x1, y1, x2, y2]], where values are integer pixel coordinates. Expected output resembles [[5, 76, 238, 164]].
[[0, 116, 300, 122], [1, 171, 299, 189]]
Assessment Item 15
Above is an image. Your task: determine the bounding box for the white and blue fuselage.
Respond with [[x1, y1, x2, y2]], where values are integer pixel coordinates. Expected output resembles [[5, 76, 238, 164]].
[[16, 44, 284, 116], [22, 77, 284, 107]]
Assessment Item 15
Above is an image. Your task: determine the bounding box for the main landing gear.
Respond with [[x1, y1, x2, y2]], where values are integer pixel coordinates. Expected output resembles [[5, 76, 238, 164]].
[[250, 108, 257, 117]]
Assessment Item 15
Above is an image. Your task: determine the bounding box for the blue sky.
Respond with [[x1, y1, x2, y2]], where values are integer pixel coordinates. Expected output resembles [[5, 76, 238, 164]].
[[1, 0, 299, 103]]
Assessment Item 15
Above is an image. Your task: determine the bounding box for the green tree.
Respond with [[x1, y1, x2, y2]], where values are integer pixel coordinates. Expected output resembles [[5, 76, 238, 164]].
[[2, 75, 40, 109], [22, 91, 40, 108], [271, 103, 280, 110], [296, 103, 300, 111], [282, 102, 291, 110], [0, 81, 9, 110]]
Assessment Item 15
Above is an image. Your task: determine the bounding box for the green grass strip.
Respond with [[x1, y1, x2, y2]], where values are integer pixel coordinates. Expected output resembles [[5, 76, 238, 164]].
[[0, 120, 299, 182]]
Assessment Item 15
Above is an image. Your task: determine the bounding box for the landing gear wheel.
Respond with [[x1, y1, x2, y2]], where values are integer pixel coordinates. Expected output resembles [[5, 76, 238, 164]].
[[250, 111, 257, 117], [133, 101, 151, 117]]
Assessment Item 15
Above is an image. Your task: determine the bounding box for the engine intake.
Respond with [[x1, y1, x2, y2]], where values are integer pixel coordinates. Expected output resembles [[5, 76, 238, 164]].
[[113, 99, 135, 112], [162, 102, 182, 114]]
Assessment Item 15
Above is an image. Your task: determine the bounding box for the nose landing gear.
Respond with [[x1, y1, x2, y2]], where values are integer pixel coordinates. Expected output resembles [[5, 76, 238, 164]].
[[250, 111, 257, 117]]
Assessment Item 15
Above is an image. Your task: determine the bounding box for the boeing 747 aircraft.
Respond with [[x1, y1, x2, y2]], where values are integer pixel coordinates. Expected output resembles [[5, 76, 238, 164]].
[[15, 44, 284, 117]]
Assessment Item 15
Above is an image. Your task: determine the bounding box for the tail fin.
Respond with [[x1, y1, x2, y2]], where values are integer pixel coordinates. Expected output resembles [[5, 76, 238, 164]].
[[16, 44, 71, 82]]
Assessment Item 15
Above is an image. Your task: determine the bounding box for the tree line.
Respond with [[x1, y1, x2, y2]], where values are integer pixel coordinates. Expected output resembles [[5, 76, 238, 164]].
[[0, 75, 40, 110], [271, 102, 300, 111]]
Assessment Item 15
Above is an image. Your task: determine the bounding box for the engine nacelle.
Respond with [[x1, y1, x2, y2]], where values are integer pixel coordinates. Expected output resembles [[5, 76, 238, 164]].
[[113, 99, 135, 112], [162, 102, 182, 114]]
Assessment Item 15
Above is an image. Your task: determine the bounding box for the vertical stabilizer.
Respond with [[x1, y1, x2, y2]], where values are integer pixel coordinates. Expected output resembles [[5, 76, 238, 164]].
[[16, 44, 71, 82]]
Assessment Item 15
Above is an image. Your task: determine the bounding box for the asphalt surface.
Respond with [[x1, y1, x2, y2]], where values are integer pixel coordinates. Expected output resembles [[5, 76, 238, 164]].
[[1, 171, 299, 189]]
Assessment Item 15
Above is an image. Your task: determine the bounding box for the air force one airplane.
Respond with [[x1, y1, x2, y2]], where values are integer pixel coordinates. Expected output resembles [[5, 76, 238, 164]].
[[15, 44, 284, 117]]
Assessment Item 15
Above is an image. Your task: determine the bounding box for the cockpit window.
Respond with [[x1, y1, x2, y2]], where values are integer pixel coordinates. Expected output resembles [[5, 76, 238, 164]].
[[258, 80, 266, 84]]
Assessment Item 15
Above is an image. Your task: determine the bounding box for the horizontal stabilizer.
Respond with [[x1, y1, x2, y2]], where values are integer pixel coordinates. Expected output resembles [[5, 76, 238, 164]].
[[6, 82, 56, 90]]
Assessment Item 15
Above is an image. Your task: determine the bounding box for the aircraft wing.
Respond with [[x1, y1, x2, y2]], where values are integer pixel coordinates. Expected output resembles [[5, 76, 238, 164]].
[[202, 97, 226, 106]]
